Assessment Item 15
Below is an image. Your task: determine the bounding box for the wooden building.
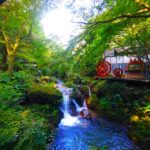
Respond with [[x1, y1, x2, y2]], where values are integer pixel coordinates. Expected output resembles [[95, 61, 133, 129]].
[[96, 49, 150, 81]]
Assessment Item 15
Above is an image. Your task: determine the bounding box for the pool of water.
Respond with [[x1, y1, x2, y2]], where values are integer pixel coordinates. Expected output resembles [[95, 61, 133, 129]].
[[49, 118, 138, 150]]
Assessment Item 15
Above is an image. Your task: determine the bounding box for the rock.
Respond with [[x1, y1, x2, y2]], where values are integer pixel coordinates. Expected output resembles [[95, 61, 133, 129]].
[[80, 108, 92, 119], [71, 85, 91, 106], [80, 85, 90, 98], [41, 76, 50, 82], [68, 100, 79, 116], [25, 84, 62, 106], [49, 109, 63, 130], [144, 95, 150, 102], [130, 115, 139, 122], [87, 94, 99, 110], [71, 87, 84, 106]]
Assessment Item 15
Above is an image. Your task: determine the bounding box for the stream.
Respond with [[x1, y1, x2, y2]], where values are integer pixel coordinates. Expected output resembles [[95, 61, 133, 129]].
[[48, 81, 139, 150]]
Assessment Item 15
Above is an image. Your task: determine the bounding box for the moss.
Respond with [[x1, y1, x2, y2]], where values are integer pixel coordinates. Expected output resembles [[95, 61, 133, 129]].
[[129, 121, 150, 150], [80, 85, 90, 97], [64, 81, 76, 88], [27, 83, 62, 105], [93, 80, 106, 94], [87, 94, 99, 110]]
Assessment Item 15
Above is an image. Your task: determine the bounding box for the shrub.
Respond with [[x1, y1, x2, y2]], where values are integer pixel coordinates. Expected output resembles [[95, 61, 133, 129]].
[[0, 71, 32, 107], [0, 104, 57, 150]]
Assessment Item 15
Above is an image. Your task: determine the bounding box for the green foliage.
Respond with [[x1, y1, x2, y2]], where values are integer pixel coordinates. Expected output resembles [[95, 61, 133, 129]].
[[91, 80, 150, 149], [0, 71, 32, 106], [68, 0, 150, 76], [92, 81, 150, 123], [0, 83, 22, 106], [99, 97, 111, 110], [0, 105, 50, 150], [0, 72, 61, 149]]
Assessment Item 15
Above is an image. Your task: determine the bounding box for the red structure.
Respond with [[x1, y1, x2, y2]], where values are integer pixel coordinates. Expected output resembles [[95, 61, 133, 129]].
[[125, 58, 144, 79], [96, 49, 150, 80], [126, 58, 144, 72], [114, 68, 123, 78], [96, 60, 111, 77]]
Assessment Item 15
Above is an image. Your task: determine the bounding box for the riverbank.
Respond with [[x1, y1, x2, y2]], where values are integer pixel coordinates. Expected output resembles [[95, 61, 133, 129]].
[[0, 72, 63, 150]]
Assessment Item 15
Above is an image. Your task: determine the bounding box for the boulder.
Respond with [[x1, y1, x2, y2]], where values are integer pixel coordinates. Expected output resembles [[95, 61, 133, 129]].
[[71, 87, 84, 106], [80, 108, 92, 119], [87, 94, 99, 110], [80, 85, 90, 98], [71, 85, 91, 106], [24, 84, 62, 106]]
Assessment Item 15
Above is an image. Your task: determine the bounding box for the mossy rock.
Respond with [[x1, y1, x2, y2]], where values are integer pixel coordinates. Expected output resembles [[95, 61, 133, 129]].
[[64, 81, 76, 88], [27, 83, 62, 106], [144, 95, 150, 102], [87, 94, 99, 110], [70, 85, 90, 106], [40, 76, 58, 83], [71, 87, 84, 106], [80, 85, 90, 97], [48, 76, 58, 83], [92, 80, 106, 96]]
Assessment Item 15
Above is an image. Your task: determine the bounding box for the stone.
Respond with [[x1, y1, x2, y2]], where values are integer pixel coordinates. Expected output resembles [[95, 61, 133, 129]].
[[87, 94, 99, 110], [24, 84, 62, 106], [80, 108, 92, 119]]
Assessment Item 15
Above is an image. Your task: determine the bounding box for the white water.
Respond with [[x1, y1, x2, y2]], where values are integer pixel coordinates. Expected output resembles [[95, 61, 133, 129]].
[[56, 81, 89, 126]]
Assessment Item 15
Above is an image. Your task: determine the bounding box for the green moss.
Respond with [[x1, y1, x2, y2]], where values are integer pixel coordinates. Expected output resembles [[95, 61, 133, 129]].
[[28, 83, 62, 105], [94, 80, 106, 93], [64, 81, 76, 88], [88, 94, 99, 110], [81, 85, 90, 97]]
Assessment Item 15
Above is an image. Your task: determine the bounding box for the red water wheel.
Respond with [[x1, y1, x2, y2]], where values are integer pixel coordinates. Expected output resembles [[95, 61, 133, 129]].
[[97, 60, 111, 77], [114, 68, 123, 78]]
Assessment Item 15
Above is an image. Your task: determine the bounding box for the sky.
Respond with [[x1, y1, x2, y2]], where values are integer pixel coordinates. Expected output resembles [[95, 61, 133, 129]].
[[41, 0, 99, 46]]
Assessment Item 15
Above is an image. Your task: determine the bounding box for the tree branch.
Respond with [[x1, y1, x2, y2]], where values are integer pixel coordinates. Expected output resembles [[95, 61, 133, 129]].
[[74, 13, 150, 25], [13, 38, 20, 51], [1, 30, 10, 54]]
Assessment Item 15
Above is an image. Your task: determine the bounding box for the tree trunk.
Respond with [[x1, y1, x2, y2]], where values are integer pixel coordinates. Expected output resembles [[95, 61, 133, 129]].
[[8, 53, 15, 74], [1, 45, 7, 70]]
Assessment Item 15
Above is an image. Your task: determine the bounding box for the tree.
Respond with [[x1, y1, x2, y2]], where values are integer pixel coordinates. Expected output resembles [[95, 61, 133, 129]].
[[0, 0, 44, 74], [69, 0, 150, 76]]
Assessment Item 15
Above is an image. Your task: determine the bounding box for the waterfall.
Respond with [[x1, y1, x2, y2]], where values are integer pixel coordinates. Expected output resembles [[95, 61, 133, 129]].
[[87, 86, 91, 96], [56, 81, 91, 126], [57, 81, 80, 126]]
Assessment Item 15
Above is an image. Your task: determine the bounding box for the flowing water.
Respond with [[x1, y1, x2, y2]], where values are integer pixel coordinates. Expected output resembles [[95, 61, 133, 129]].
[[49, 81, 138, 150]]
